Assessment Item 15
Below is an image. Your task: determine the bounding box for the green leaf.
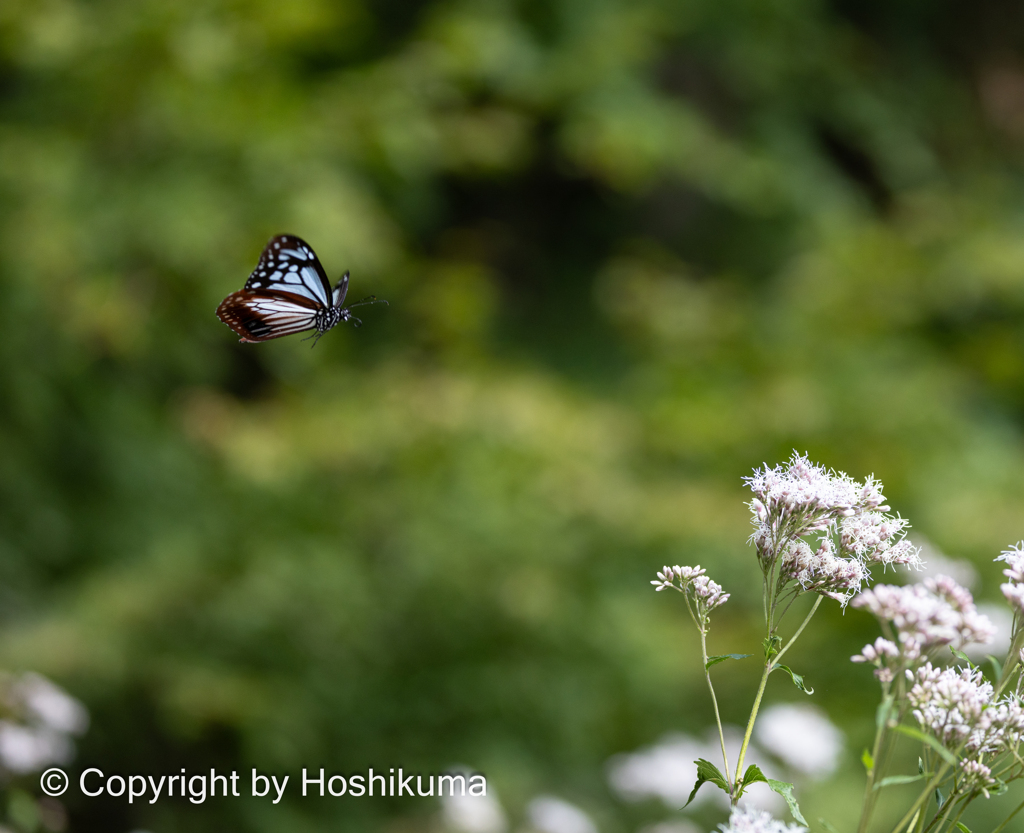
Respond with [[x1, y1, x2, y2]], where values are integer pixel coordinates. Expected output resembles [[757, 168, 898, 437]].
[[818, 820, 840, 833], [683, 758, 730, 807], [774, 663, 814, 694], [988, 655, 1003, 682], [734, 764, 768, 797], [763, 635, 782, 661], [705, 653, 753, 670], [766, 779, 807, 826], [893, 725, 957, 766], [861, 749, 874, 772], [874, 774, 927, 790], [950, 646, 975, 667], [955, 824, 971, 833]]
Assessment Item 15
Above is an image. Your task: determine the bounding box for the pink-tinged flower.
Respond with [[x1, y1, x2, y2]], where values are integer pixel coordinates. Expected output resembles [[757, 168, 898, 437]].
[[852, 637, 901, 683], [908, 663, 1024, 756], [651, 564, 729, 631], [745, 453, 864, 541], [997, 542, 1024, 584], [960, 759, 998, 798], [745, 454, 919, 608], [997, 542, 1024, 619], [852, 638, 899, 664], [651, 565, 707, 591], [1002, 582, 1024, 614], [852, 577, 994, 674], [779, 538, 866, 605]]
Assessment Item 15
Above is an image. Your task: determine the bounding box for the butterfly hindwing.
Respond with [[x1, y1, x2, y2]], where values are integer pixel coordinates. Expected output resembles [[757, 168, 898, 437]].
[[216, 290, 321, 343], [244, 234, 332, 308]]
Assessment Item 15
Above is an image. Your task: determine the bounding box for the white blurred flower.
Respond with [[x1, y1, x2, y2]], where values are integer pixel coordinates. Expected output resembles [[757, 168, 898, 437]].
[[15, 673, 89, 735], [639, 821, 702, 833], [914, 541, 977, 589], [754, 703, 843, 778], [965, 604, 1013, 661], [0, 672, 88, 774], [0, 723, 72, 774], [443, 789, 507, 833], [607, 733, 712, 808], [719, 807, 806, 833], [527, 797, 596, 833]]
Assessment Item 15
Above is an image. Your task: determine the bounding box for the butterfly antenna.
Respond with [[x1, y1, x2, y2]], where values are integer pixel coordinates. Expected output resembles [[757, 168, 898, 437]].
[[346, 296, 389, 310]]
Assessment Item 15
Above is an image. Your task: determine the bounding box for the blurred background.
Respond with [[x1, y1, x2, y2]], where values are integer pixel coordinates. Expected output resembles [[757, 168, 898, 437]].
[[2, 0, 1024, 831]]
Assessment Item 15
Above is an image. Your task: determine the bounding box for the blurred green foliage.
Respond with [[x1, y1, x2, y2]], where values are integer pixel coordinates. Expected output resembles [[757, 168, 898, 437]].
[[2, 0, 1024, 831]]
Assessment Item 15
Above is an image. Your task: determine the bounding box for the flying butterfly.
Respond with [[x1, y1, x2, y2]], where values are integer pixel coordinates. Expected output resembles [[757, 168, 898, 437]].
[[216, 234, 386, 344]]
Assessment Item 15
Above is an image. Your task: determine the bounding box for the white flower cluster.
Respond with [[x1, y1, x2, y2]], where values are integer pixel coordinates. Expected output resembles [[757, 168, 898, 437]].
[[718, 807, 806, 833], [777, 538, 866, 603], [651, 565, 729, 631], [0, 672, 89, 774], [998, 542, 1024, 614], [907, 662, 1024, 795], [840, 512, 918, 568], [746, 453, 920, 605], [746, 453, 888, 533], [851, 576, 995, 681]]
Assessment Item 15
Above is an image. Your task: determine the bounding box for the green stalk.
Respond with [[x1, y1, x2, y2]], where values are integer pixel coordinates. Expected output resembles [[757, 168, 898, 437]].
[[773, 595, 822, 666], [734, 661, 770, 790], [700, 627, 732, 792], [681, 592, 732, 793], [734, 590, 823, 790], [921, 791, 957, 833], [943, 801, 969, 833], [857, 693, 893, 833], [887, 733, 973, 833], [996, 617, 1024, 695], [991, 795, 1024, 833]]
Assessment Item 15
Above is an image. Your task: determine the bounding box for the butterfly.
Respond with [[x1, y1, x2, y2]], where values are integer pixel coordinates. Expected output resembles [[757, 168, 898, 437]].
[[216, 234, 386, 344]]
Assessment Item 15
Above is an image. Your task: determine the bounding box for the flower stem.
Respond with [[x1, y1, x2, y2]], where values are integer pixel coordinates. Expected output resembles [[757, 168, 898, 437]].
[[733, 595, 823, 791], [734, 662, 770, 790], [888, 733, 972, 833], [700, 628, 732, 792], [991, 795, 1024, 833], [996, 619, 1024, 695], [920, 791, 957, 833], [773, 595, 822, 666], [942, 800, 968, 833], [857, 692, 893, 833]]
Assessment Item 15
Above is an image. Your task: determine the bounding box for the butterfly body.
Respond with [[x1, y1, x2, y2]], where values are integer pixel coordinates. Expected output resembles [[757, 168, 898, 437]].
[[217, 234, 380, 343]]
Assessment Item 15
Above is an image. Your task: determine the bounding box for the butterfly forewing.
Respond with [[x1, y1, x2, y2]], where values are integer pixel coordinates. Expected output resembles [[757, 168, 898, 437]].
[[332, 271, 349, 308], [244, 234, 332, 308]]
